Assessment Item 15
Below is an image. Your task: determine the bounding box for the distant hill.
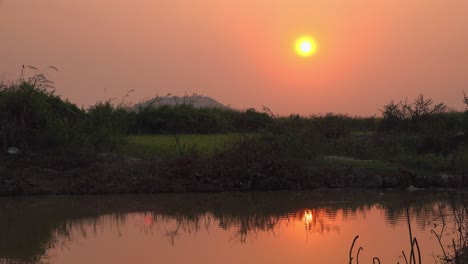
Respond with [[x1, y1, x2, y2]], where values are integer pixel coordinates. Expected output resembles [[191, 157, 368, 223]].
[[134, 94, 228, 110]]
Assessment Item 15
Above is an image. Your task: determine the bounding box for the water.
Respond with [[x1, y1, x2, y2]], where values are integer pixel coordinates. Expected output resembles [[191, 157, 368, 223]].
[[0, 190, 464, 264]]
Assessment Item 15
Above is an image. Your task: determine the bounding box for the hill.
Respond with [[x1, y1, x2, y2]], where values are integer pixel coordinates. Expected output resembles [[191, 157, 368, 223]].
[[135, 94, 227, 110]]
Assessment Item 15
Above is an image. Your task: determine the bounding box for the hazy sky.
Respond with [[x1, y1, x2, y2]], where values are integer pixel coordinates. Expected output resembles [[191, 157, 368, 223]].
[[1, 0, 468, 115]]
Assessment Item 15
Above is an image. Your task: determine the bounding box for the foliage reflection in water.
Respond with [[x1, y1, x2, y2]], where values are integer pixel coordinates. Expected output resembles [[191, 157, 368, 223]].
[[0, 190, 466, 264]]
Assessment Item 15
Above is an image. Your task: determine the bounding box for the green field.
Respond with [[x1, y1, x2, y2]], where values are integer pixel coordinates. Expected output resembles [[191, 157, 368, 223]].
[[121, 133, 249, 158]]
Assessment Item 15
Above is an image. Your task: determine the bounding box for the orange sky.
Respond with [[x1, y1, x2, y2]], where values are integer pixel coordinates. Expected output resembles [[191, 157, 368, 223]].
[[1, 0, 468, 115]]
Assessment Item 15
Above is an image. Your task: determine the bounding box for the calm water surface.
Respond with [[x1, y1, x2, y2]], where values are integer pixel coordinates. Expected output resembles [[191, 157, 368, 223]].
[[0, 190, 464, 264]]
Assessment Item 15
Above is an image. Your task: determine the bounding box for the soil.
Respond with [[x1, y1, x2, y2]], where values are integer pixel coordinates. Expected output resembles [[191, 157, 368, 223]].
[[0, 150, 462, 196]]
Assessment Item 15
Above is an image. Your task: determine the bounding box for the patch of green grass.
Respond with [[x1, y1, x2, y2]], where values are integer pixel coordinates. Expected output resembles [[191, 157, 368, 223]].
[[350, 131, 375, 136], [120, 133, 251, 158]]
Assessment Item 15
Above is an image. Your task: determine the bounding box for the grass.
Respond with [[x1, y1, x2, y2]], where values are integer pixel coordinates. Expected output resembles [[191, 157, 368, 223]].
[[350, 131, 376, 136], [121, 133, 251, 158], [397, 154, 454, 172], [2, 75, 468, 191]]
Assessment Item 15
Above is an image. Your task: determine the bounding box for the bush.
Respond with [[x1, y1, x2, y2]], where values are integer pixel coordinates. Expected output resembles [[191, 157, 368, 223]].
[[0, 77, 84, 150], [379, 94, 449, 133], [0, 77, 130, 152], [232, 108, 272, 132], [463, 92, 468, 134], [86, 101, 132, 151], [313, 113, 351, 139], [131, 104, 272, 134]]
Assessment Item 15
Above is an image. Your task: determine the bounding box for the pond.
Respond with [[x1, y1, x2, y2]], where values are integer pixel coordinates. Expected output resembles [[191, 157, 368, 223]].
[[0, 190, 464, 264]]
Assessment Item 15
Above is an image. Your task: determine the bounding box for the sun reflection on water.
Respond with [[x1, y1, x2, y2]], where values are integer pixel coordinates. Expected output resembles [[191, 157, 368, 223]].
[[303, 210, 314, 225]]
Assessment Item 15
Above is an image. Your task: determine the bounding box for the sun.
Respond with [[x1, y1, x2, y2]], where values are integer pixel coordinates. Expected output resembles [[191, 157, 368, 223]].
[[295, 36, 317, 57]]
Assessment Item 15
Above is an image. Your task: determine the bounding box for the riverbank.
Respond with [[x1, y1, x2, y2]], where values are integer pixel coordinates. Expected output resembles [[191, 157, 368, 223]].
[[1, 79, 468, 196], [0, 149, 462, 196]]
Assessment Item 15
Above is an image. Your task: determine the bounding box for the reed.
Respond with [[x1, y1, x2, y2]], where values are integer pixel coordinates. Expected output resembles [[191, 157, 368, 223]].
[[348, 205, 421, 264]]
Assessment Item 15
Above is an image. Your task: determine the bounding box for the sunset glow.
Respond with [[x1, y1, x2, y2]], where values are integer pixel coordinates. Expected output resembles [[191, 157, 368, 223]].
[[303, 210, 314, 224], [295, 36, 317, 57], [1, 1, 468, 115]]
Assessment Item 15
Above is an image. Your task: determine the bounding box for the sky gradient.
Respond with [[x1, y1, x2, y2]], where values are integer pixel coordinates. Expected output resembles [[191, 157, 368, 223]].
[[1, 0, 468, 115]]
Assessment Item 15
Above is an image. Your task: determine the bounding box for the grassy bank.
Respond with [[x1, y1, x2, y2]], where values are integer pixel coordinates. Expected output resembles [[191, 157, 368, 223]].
[[1, 77, 468, 195]]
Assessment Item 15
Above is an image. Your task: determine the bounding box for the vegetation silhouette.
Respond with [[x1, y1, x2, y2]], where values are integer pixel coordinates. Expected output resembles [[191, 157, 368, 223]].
[[1, 72, 468, 194]]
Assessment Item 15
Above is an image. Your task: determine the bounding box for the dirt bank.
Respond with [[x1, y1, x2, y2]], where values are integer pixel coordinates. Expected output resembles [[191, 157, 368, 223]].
[[0, 151, 462, 196]]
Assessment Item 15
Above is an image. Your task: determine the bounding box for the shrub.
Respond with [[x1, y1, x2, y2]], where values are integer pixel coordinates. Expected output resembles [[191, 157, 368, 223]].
[[131, 104, 272, 134], [0, 77, 84, 150], [86, 101, 132, 151], [379, 94, 450, 133], [313, 113, 351, 139], [463, 91, 468, 134], [232, 108, 272, 132], [0, 76, 130, 152]]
